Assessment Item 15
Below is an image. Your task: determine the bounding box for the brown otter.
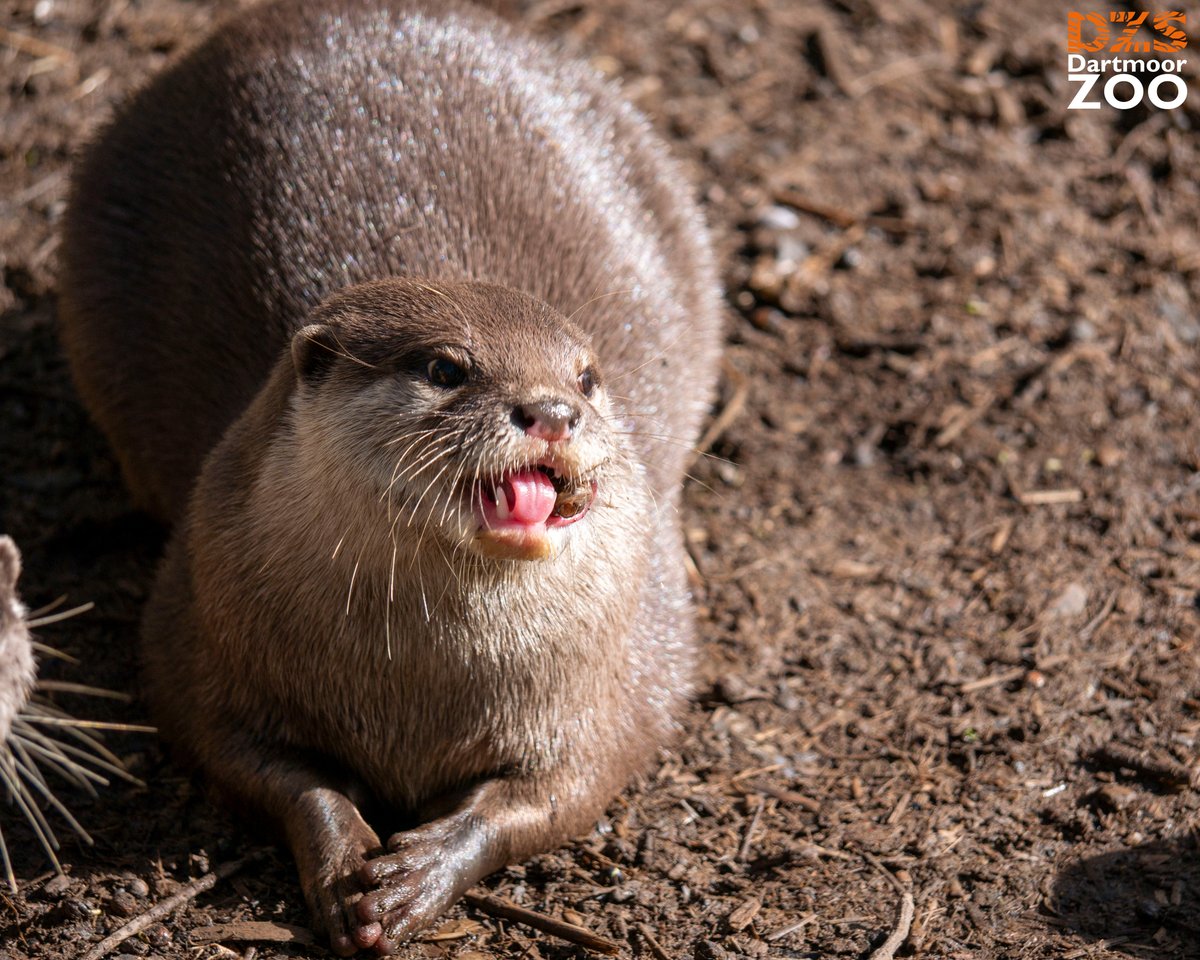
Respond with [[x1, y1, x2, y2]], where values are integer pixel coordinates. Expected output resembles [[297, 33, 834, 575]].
[[59, 0, 722, 953]]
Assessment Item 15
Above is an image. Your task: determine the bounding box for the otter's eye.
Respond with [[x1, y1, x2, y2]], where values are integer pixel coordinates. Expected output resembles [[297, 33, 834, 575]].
[[578, 366, 597, 398], [426, 357, 467, 388]]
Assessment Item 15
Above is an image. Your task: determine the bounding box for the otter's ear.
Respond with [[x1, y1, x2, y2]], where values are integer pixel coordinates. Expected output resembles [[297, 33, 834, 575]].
[[291, 324, 341, 381]]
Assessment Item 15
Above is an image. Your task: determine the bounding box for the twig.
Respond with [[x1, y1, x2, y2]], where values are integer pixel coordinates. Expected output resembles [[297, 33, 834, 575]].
[[1063, 936, 1131, 959], [765, 915, 814, 941], [957, 655, 1069, 694], [80, 855, 257, 960], [860, 851, 914, 960], [737, 797, 765, 862], [1079, 589, 1119, 642], [1016, 488, 1083, 506], [772, 187, 914, 235], [635, 921, 672, 960], [1089, 743, 1196, 789], [696, 359, 748, 454], [463, 891, 620, 955], [746, 779, 822, 813], [772, 187, 857, 229], [0, 26, 74, 63]]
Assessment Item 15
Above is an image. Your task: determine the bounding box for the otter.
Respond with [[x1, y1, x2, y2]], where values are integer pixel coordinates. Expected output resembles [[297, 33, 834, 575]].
[[0, 540, 37, 838], [59, 0, 722, 954], [0, 536, 136, 891]]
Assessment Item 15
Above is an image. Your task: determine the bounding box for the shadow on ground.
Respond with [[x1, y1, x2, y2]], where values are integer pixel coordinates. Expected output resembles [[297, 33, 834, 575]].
[[1050, 833, 1200, 957]]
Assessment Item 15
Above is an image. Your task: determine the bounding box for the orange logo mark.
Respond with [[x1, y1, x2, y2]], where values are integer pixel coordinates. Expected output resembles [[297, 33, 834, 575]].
[[1067, 10, 1187, 53], [1153, 11, 1188, 50], [1068, 11, 1110, 52]]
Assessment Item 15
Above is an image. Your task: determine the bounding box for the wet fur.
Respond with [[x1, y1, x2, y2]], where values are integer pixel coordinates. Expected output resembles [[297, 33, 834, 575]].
[[60, 0, 721, 952]]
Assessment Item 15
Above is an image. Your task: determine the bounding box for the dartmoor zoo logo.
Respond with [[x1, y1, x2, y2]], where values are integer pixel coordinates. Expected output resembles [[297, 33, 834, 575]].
[[1067, 10, 1190, 109]]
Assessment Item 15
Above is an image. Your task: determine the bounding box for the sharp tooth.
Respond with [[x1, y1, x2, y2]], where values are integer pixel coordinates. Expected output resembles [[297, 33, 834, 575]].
[[493, 485, 510, 520]]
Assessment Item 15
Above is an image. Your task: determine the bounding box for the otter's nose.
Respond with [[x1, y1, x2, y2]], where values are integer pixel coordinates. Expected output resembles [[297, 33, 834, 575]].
[[512, 398, 579, 442]]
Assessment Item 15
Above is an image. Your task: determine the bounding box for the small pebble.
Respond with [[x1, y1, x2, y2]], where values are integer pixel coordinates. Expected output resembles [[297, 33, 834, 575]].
[[775, 234, 808, 267], [838, 247, 863, 269], [749, 306, 782, 333], [713, 674, 750, 703], [67, 897, 94, 919], [1071, 318, 1097, 342], [1115, 586, 1142, 616], [108, 890, 138, 918], [143, 922, 173, 950], [756, 205, 801, 231], [695, 940, 729, 960], [1095, 443, 1124, 467], [1092, 784, 1137, 811], [127, 877, 150, 897], [43, 874, 71, 897], [1048, 582, 1088, 618]]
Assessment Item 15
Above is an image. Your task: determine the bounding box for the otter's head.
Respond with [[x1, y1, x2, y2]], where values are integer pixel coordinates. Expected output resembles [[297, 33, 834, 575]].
[[290, 279, 636, 562]]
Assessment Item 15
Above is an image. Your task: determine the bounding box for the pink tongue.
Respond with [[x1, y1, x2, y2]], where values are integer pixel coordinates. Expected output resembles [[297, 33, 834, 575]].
[[501, 469, 557, 524]]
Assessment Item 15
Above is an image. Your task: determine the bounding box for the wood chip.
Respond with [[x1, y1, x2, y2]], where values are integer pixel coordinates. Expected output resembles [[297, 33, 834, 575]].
[[828, 559, 881, 579], [1016, 488, 1083, 506], [727, 897, 761, 931], [989, 517, 1015, 554], [189, 921, 316, 945], [422, 918, 485, 941]]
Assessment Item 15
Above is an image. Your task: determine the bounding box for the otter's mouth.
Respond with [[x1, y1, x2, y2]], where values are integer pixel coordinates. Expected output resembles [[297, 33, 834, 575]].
[[471, 464, 596, 560]]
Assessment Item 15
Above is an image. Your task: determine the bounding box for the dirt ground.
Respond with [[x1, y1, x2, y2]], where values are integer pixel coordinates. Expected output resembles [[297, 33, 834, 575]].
[[2, 0, 1199, 958]]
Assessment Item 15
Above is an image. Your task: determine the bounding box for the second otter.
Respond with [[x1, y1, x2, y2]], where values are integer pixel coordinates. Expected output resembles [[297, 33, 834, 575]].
[[60, 0, 722, 953]]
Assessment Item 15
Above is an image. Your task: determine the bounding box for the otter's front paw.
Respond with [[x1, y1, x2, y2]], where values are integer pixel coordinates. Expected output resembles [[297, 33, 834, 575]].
[[354, 818, 481, 954], [304, 845, 379, 957]]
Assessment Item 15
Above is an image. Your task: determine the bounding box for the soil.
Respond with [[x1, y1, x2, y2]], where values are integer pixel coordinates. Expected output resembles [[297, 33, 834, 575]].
[[2, 1, 1199, 958]]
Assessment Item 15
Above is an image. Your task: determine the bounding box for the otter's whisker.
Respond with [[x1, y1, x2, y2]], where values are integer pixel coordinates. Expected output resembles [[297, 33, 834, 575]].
[[386, 435, 461, 491], [382, 442, 456, 502], [0, 757, 63, 869], [15, 717, 135, 784], [32, 681, 131, 701], [25, 602, 95, 630], [404, 457, 459, 528], [564, 287, 635, 326], [9, 743, 94, 845], [29, 642, 79, 664], [382, 425, 443, 448], [345, 553, 363, 617], [11, 728, 110, 789], [605, 328, 690, 385]]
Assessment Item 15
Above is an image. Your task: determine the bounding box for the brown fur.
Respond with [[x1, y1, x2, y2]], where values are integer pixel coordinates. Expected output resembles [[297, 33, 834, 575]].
[[60, 0, 722, 953]]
